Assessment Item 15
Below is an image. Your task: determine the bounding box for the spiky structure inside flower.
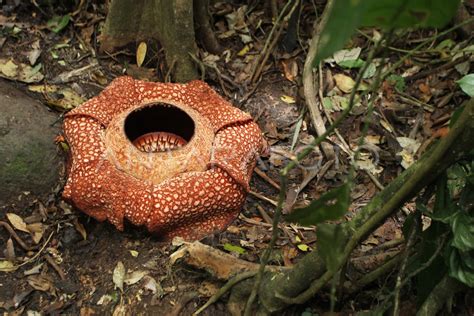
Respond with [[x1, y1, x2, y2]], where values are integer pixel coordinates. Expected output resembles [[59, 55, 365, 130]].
[[63, 76, 265, 240]]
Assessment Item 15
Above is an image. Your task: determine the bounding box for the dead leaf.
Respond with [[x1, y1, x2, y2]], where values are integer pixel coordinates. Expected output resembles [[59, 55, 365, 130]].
[[237, 44, 250, 56], [333, 73, 355, 93], [280, 95, 296, 104], [23, 263, 44, 276], [142, 275, 162, 295], [96, 294, 114, 305], [26, 223, 44, 244], [28, 84, 85, 110], [27, 275, 54, 292], [80, 306, 96, 316], [281, 59, 298, 82], [27, 40, 41, 65], [0, 260, 16, 272], [113, 261, 125, 292], [6, 213, 29, 233], [124, 270, 148, 285], [136, 42, 147, 67], [5, 238, 15, 262], [0, 58, 44, 83], [333, 47, 361, 64], [198, 281, 219, 297], [396, 137, 421, 169]]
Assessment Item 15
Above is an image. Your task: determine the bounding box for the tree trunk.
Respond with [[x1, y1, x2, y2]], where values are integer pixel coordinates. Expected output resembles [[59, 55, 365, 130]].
[[101, 0, 198, 82]]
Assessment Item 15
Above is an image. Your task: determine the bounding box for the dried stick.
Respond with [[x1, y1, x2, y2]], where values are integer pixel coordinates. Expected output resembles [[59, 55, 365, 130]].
[[250, 0, 299, 83], [302, 0, 335, 159]]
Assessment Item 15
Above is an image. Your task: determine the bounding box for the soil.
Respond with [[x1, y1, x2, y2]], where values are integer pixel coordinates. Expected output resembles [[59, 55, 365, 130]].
[[0, 1, 471, 315]]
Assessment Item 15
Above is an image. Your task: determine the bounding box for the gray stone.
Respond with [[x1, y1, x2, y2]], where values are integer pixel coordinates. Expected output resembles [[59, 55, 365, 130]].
[[0, 79, 62, 208]]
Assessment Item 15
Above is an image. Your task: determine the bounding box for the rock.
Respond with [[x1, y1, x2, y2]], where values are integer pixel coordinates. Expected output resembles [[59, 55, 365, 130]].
[[0, 79, 62, 209]]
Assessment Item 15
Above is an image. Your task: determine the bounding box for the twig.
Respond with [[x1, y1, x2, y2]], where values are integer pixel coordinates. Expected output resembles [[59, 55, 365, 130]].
[[318, 63, 351, 155], [381, 17, 474, 82], [239, 214, 316, 231], [406, 54, 470, 82], [0, 221, 33, 251], [374, 238, 405, 251], [44, 254, 66, 280], [276, 29, 392, 305], [250, 0, 299, 83], [189, 53, 231, 97], [249, 191, 278, 206], [302, 0, 335, 159], [256, 204, 273, 224], [244, 177, 287, 316], [14, 232, 54, 269], [254, 167, 281, 190], [282, 8, 385, 177], [393, 212, 419, 316], [238, 78, 262, 107]]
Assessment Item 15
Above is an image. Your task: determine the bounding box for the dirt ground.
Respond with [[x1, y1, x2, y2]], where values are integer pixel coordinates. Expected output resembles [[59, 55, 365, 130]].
[[0, 1, 472, 315]]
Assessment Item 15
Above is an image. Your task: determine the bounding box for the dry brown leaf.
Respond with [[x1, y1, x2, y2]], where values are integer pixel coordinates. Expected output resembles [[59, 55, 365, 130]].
[[6, 213, 29, 233], [334, 73, 355, 93], [27, 275, 54, 292], [26, 223, 44, 244], [5, 238, 16, 262], [136, 42, 147, 67], [28, 84, 85, 110], [281, 59, 298, 82], [0, 58, 43, 83], [113, 261, 125, 292]]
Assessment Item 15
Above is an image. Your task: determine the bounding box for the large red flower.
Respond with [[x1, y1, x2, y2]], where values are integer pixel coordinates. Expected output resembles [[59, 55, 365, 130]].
[[63, 76, 265, 240]]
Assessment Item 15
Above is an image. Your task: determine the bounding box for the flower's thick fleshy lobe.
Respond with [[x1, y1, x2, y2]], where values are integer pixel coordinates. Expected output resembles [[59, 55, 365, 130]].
[[63, 77, 265, 240]]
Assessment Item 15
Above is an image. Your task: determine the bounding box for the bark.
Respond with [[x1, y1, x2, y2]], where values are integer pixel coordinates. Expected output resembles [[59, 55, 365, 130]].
[[194, 0, 223, 54], [101, 0, 198, 82]]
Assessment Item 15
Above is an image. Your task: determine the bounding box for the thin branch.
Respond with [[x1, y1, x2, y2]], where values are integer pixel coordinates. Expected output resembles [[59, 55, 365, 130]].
[[250, 0, 298, 83], [244, 176, 287, 316]]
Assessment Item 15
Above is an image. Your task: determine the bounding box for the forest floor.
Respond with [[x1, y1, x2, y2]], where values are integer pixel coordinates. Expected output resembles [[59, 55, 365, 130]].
[[0, 1, 472, 315]]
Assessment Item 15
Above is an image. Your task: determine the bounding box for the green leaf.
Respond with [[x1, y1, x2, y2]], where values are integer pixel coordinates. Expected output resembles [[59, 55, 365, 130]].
[[313, 0, 366, 65], [450, 212, 474, 252], [47, 15, 70, 33], [286, 183, 350, 226], [223, 243, 246, 254], [316, 223, 348, 272], [386, 74, 406, 93], [361, 0, 460, 28], [362, 62, 377, 79], [313, 0, 460, 65], [447, 246, 474, 287], [435, 39, 455, 51], [322, 97, 334, 110], [337, 58, 365, 69], [457, 74, 474, 97]]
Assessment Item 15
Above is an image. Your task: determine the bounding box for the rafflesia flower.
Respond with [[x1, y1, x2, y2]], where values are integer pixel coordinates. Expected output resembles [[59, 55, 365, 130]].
[[63, 76, 265, 240]]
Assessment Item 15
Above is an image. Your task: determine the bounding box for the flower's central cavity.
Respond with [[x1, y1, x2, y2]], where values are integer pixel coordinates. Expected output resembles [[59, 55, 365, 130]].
[[124, 103, 195, 153]]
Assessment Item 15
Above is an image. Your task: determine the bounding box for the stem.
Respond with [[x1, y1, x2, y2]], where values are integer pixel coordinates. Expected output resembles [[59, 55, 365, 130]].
[[244, 176, 288, 316]]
